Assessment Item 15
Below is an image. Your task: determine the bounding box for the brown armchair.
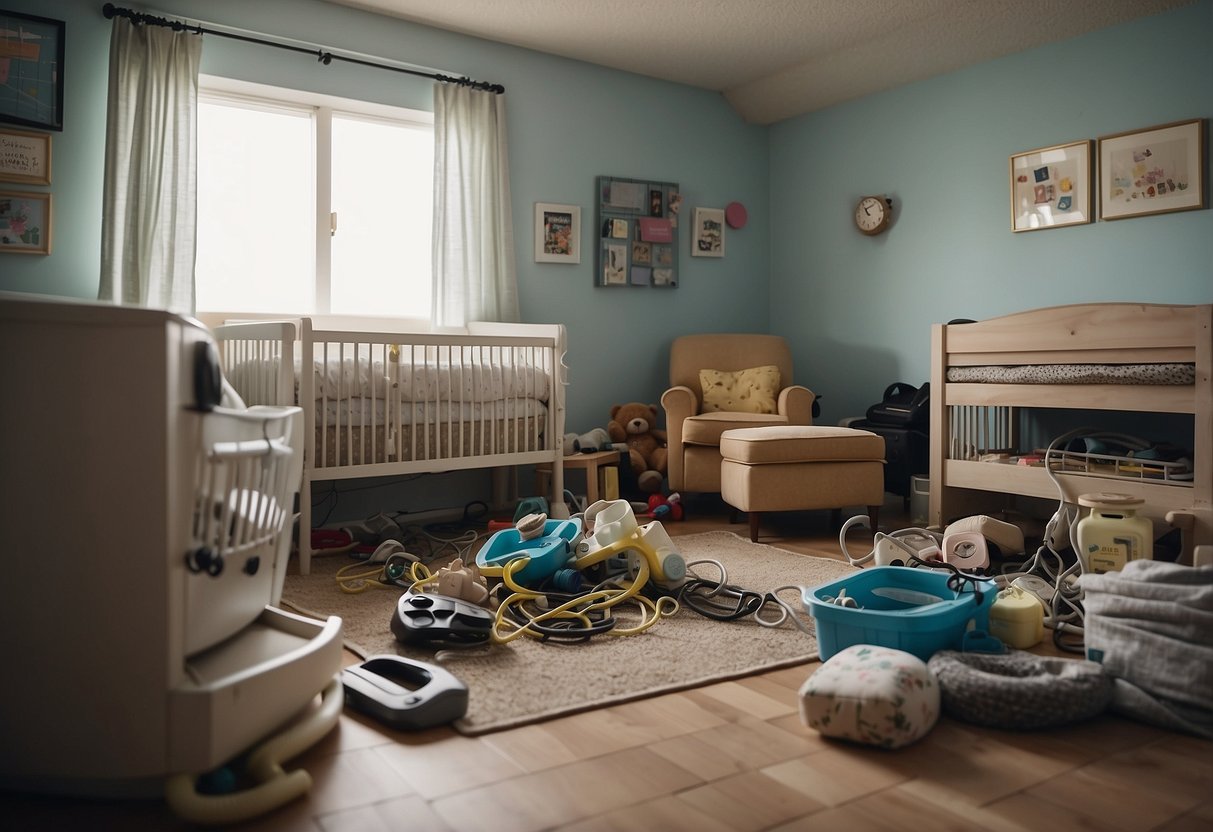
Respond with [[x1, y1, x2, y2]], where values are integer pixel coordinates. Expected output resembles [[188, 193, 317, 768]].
[[661, 334, 816, 494]]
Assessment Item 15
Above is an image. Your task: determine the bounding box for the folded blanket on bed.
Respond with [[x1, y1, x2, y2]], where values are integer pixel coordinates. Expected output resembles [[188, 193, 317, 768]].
[[945, 363, 1196, 385], [1079, 560, 1213, 739]]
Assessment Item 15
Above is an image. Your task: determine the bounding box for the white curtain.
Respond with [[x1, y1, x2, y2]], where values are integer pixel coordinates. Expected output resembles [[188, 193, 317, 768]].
[[431, 84, 519, 328], [98, 19, 202, 314]]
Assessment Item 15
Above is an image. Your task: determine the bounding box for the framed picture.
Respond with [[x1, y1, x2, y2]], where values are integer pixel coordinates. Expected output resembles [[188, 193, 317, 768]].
[[1009, 140, 1092, 232], [691, 207, 725, 257], [534, 202, 580, 264], [596, 175, 679, 287], [1097, 119, 1205, 221], [0, 128, 51, 184], [0, 190, 52, 254], [0, 10, 65, 131], [602, 243, 627, 285]]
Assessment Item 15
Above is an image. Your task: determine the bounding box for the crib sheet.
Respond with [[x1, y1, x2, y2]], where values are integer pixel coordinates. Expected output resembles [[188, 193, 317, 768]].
[[227, 353, 552, 403]]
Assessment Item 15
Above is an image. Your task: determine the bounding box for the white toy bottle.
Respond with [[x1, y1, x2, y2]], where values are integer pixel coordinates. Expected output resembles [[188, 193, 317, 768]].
[[1076, 492, 1153, 573]]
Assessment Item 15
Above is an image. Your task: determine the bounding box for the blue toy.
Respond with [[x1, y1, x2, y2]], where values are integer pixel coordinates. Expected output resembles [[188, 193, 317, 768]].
[[475, 516, 583, 588], [803, 566, 1001, 661]]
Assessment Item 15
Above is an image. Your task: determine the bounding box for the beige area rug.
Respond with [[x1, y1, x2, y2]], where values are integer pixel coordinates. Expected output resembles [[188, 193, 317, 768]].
[[282, 530, 857, 735]]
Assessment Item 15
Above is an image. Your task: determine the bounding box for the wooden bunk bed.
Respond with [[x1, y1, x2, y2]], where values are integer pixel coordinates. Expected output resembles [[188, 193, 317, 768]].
[[929, 302, 1211, 560]]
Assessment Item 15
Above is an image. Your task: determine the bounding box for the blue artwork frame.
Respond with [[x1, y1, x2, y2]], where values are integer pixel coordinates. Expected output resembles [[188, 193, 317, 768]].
[[0, 10, 65, 131]]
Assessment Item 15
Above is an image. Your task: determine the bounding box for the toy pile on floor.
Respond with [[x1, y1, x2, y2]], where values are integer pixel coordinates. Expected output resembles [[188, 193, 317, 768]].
[[323, 499, 699, 731]]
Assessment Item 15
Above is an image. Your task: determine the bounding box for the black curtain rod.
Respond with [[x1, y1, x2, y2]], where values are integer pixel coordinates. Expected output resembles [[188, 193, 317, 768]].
[[101, 3, 505, 94]]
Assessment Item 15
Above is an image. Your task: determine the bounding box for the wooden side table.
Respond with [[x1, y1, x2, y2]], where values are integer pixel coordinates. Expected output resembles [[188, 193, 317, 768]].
[[536, 450, 622, 506]]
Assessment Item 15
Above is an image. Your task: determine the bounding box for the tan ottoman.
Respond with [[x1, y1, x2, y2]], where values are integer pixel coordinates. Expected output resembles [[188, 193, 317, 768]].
[[720, 426, 885, 541]]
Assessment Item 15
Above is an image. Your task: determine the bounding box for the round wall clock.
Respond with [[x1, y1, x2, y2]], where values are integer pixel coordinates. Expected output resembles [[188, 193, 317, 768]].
[[854, 196, 892, 235]]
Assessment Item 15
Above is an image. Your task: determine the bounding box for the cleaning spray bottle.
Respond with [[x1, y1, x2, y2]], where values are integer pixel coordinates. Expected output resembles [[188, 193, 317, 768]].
[[1076, 492, 1153, 574]]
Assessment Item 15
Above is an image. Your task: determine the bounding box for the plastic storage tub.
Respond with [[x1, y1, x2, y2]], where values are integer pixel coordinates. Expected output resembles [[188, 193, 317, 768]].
[[803, 566, 999, 661]]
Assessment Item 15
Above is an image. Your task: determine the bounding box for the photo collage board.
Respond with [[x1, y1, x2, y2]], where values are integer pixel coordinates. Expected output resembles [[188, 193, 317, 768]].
[[596, 175, 681, 288]]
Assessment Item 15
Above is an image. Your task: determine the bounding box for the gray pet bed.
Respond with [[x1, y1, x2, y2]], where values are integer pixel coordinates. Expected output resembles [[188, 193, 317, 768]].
[[928, 650, 1112, 730]]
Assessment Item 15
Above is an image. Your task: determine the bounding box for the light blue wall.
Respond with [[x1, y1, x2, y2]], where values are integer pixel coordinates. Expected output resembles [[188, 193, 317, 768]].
[[2, 0, 771, 435], [5, 0, 1211, 465], [769, 0, 1213, 423]]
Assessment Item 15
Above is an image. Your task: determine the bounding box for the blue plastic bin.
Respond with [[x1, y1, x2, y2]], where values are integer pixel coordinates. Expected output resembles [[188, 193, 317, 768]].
[[803, 566, 999, 661]]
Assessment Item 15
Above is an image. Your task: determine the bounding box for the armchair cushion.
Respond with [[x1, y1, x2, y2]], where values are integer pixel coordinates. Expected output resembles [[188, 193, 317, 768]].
[[682, 411, 788, 446], [700, 365, 781, 414]]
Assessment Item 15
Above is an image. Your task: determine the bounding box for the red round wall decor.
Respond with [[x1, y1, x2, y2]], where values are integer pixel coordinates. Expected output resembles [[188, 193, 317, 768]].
[[725, 201, 748, 229]]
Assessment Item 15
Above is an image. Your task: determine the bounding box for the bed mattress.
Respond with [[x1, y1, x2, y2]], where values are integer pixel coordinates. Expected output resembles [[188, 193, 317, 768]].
[[945, 363, 1195, 385], [227, 354, 552, 403]]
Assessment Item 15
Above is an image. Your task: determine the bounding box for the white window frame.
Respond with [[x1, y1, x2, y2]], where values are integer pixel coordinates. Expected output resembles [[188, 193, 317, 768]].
[[197, 74, 434, 316]]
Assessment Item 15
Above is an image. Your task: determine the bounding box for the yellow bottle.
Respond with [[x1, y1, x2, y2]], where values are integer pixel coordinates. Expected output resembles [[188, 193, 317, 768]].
[[989, 586, 1044, 649], [1076, 493, 1153, 574]]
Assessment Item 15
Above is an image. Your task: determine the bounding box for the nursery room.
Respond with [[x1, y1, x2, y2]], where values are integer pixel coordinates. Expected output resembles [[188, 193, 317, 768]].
[[1, 0, 1211, 829]]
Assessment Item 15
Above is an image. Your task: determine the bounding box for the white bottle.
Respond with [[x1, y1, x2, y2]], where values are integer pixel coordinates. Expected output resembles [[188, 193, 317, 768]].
[[1076, 493, 1153, 573]]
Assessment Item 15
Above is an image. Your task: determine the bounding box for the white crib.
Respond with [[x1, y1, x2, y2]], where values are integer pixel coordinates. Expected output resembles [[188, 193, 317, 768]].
[[209, 314, 568, 574]]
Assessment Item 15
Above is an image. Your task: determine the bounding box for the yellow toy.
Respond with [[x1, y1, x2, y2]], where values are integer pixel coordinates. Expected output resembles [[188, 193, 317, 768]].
[[574, 514, 687, 588]]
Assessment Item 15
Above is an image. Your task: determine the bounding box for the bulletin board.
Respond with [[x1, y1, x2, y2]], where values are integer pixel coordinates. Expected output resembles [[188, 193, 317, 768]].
[[595, 175, 681, 288]]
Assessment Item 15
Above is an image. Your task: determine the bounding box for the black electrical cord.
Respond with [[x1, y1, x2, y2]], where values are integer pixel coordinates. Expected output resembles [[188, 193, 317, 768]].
[[675, 578, 766, 621], [907, 554, 990, 605], [500, 593, 617, 642]]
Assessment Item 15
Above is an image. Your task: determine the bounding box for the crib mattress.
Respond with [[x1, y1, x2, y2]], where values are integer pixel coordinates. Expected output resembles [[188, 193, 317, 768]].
[[228, 354, 552, 403], [946, 363, 1195, 385]]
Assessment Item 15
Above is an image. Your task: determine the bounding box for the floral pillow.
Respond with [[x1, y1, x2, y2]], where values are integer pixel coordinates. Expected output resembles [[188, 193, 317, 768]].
[[798, 644, 940, 749], [700, 365, 780, 414]]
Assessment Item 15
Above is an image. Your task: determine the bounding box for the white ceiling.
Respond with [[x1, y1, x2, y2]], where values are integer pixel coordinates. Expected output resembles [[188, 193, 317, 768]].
[[322, 0, 1193, 124]]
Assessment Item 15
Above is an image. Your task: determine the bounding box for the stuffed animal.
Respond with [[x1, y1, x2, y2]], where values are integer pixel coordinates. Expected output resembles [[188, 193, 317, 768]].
[[435, 557, 489, 606], [608, 402, 668, 493]]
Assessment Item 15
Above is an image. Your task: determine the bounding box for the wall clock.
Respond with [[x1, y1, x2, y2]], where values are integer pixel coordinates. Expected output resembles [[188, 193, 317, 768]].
[[854, 195, 892, 235]]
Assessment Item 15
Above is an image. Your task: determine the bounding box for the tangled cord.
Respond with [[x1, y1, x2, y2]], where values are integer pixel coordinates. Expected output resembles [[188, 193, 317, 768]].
[[991, 427, 1115, 653], [335, 555, 435, 594], [490, 554, 679, 644], [676, 558, 766, 621], [675, 559, 816, 635]]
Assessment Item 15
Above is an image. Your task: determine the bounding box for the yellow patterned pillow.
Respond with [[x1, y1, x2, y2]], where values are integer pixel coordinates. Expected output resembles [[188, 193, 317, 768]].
[[700, 365, 781, 414]]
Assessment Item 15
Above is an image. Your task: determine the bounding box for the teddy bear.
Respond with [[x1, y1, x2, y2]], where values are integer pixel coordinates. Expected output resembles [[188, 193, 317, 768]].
[[608, 402, 668, 493]]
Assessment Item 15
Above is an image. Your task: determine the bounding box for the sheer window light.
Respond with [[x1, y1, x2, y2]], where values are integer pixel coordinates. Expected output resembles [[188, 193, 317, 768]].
[[195, 77, 433, 317]]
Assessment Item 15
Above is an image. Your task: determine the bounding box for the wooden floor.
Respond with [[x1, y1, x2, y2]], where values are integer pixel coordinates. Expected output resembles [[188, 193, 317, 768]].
[[4, 497, 1211, 831]]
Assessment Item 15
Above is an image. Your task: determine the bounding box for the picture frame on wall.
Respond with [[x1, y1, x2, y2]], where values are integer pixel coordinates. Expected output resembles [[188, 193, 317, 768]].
[[596, 174, 679, 287], [534, 202, 580, 263], [0, 10, 65, 132], [0, 128, 51, 185], [691, 207, 725, 256], [1097, 119, 1205, 221], [1009, 140, 1092, 232], [0, 190, 52, 254]]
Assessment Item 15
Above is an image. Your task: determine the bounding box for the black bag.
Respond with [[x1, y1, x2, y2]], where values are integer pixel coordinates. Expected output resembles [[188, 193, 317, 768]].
[[866, 382, 929, 429]]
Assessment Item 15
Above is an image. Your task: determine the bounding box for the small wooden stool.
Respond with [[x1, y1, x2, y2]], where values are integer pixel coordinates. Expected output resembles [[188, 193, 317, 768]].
[[720, 426, 885, 541], [536, 450, 622, 506]]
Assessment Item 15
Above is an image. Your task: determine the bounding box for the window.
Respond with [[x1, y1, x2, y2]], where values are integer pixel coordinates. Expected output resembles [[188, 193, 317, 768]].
[[196, 77, 434, 317]]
